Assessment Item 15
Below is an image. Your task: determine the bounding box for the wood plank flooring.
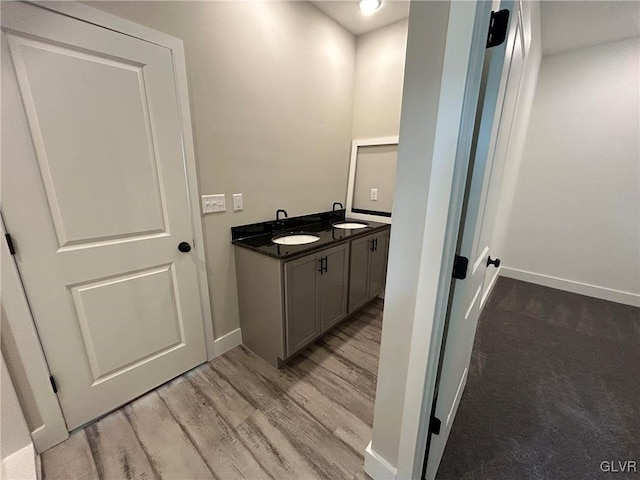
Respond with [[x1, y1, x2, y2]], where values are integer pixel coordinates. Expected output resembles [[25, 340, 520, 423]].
[[41, 299, 383, 480]]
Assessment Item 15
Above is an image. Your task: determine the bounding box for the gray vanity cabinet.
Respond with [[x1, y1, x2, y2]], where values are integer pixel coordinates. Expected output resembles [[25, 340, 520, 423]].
[[284, 242, 349, 356], [234, 224, 389, 368], [348, 230, 390, 313]]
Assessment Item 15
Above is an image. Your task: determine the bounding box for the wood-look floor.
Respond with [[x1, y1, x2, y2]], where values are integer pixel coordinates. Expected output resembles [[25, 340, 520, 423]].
[[41, 300, 383, 480]]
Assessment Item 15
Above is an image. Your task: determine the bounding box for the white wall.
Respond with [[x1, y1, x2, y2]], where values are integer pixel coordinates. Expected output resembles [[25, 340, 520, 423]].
[[370, 0, 450, 468], [498, 37, 640, 305], [1, 354, 31, 460], [352, 18, 408, 139], [89, 1, 356, 338]]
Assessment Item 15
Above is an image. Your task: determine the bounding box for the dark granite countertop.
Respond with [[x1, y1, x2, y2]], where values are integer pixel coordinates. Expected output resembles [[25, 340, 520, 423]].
[[231, 210, 390, 260]]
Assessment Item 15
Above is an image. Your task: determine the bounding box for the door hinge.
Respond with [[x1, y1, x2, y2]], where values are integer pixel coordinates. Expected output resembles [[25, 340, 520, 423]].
[[49, 375, 58, 394], [486, 9, 509, 48], [452, 255, 469, 280], [5, 233, 16, 255], [429, 415, 442, 435]]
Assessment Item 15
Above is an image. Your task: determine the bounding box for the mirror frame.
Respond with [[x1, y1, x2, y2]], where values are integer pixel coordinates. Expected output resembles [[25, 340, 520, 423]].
[[345, 136, 399, 224]]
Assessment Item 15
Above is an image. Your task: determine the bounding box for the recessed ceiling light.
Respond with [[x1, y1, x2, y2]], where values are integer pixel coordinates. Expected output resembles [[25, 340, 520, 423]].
[[359, 0, 382, 15]]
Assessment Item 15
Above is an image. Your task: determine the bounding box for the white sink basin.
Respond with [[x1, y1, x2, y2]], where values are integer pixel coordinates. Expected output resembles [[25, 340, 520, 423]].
[[272, 234, 320, 245], [332, 222, 368, 229]]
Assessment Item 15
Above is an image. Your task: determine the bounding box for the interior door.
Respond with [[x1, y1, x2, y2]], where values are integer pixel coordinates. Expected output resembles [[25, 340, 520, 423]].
[[1, 2, 206, 429], [424, 3, 523, 478], [478, 19, 525, 306]]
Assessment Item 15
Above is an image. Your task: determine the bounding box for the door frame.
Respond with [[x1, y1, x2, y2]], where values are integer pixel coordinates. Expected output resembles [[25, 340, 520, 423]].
[[2, 0, 214, 450], [364, 1, 497, 478]]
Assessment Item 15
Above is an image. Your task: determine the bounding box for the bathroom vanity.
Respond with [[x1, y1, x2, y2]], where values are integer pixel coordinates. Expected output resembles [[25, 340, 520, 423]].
[[232, 210, 390, 367]]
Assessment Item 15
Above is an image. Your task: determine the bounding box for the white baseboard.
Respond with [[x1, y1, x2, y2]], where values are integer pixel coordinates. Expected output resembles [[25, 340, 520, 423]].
[[500, 267, 640, 307], [212, 328, 242, 357], [1, 443, 37, 480], [364, 441, 397, 480]]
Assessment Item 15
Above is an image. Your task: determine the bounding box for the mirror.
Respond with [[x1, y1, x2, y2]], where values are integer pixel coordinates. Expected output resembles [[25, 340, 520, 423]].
[[346, 137, 398, 223]]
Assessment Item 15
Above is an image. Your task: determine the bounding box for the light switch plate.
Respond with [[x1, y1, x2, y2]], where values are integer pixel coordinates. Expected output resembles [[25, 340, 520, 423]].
[[232, 193, 243, 211], [371, 188, 378, 201], [202, 194, 226, 214]]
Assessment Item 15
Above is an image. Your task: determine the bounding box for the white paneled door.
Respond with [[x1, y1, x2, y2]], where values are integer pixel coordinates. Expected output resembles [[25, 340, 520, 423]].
[[424, 2, 525, 478], [1, 2, 207, 429]]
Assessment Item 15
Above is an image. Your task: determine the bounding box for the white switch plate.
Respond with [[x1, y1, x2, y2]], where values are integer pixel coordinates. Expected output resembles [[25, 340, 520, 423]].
[[232, 193, 243, 211], [201, 194, 226, 214], [371, 188, 378, 201]]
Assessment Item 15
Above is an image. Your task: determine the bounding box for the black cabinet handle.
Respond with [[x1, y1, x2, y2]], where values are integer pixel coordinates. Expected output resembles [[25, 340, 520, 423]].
[[374, 238, 378, 252], [178, 242, 191, 253], [370, 239, 376, 252], [318, 256, 328, 274], [324, 256, 328, 273], [487, 256, 501, 268]]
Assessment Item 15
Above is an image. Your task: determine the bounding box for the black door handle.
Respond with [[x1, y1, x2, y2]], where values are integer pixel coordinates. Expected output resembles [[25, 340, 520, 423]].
[[487, 256, 500, 268], [178, 242, 192, 253]]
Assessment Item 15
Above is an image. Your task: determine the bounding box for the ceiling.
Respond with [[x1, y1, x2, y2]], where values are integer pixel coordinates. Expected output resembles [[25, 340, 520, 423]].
[[310, 1, 410, 36], [541, 1, 640, 56]]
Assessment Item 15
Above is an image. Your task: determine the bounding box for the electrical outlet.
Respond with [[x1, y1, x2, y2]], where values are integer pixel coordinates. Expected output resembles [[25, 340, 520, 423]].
[[371, 188, 378, 201], [201, 194, 226, 214], [232, 193, 243, 211]]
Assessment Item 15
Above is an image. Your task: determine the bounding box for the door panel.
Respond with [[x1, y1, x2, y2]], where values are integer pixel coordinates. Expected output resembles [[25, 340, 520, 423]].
[[284, 255, 320, 355], [8, 35, 166, 246], [70, 265, 184, 382], [318, 244, 350, 331], [425, 3, 522, 478], [1, 2, 206, 429], [368, 231, 390, 296], [348, 235, 372, 312], [479, 20, 525, 303]]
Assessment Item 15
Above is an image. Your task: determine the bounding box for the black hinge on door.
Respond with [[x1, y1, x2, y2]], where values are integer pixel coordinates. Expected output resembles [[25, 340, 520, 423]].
[[429, 415, 442, 435], [452, 255, 469, 280], [486, 9, 510, 48], [5, 233, 16, 255], [50, 376, 58, 394]]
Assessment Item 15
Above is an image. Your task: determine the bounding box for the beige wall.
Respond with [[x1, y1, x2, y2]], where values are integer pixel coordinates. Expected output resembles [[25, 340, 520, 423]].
[[89, 1, 356, 337], [352, 144, 397, 214], [350, 18, 407, 218], [352, 19, 408, 138]]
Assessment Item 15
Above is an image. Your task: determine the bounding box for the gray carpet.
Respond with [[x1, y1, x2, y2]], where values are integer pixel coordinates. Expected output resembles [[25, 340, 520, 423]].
[[436, 277, 640, 480]]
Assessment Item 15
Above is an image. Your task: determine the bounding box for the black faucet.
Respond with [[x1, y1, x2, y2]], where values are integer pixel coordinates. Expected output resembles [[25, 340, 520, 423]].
[[332, 202, 344, 212], [276, 209, 288, 229]]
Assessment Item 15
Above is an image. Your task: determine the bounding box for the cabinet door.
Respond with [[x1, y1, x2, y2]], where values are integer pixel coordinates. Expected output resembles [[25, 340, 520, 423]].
[[348, 234, 373, 313], [369, 230, 390, 297], [318, 243, 350, 332], [284, 254, 320, 355]]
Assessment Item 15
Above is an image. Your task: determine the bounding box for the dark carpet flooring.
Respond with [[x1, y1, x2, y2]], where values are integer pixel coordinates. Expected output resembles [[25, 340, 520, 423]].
[[436, 277, 639, 480]]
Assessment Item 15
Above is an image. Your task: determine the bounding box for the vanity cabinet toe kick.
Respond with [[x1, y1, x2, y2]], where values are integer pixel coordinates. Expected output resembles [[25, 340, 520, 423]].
[[234, 228, 390, 368]]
